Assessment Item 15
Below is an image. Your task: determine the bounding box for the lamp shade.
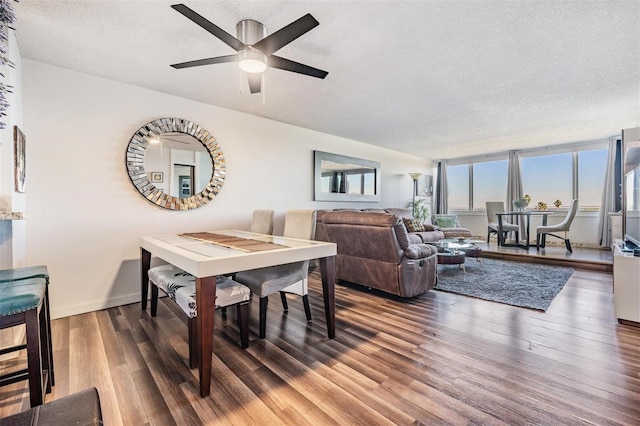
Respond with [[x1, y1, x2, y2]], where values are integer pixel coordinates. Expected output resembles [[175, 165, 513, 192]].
[[238, 50, 267, 73], [408, 173, 422, 181]]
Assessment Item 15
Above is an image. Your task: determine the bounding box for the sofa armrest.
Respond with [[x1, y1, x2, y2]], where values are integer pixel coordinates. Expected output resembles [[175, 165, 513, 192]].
[[404, 244, 437, 259], [407, 234, 422, 244]]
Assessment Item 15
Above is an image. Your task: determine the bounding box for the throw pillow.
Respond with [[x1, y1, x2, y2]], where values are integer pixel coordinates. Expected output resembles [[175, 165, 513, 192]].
[[402, 217, 425, 233], [435, 216, 457, 228]]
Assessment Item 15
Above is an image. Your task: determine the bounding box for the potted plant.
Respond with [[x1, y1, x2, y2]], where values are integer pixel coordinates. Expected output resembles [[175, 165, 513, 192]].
[[537, 201, 548, 210], [406, 198, 430, 224], [554, 199, 562, 209]]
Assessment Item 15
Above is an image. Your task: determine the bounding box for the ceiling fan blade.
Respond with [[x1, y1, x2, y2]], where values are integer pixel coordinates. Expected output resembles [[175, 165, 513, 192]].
[[171, 54, 238, 69], [171, 4, 245, 51], [269, 55, 328, 79], [252, 14, 319, 56], [247, 74, 261, 94]]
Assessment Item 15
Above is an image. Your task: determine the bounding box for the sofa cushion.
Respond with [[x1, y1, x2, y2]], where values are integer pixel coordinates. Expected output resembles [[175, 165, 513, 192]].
[[441, 228, 474, 239], [412, 230, 446, 243], [402, 217, 425, 233], [434, 215, 458, 228]]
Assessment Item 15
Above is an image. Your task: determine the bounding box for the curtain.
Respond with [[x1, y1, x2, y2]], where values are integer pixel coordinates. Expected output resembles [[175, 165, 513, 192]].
[[597, 138, 621, 247], [506, 151, 525, 238], [506, 151, 524, 210], [434, 161, 448, 214]]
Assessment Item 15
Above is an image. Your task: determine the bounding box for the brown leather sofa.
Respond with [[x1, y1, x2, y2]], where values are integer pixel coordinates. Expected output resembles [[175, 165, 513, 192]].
[[320, 210, 438, 297], [316, 208, 472, 244]]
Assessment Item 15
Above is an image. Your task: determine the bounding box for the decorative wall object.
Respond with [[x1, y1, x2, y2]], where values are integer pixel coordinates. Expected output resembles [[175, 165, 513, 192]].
[[0, 0, 17, 129], [13, 125, 24, 192], [125, 118, 226, 211], [313, 150, 381, 202], [418, 174, 433, 197], [150, 172, 163, 183]]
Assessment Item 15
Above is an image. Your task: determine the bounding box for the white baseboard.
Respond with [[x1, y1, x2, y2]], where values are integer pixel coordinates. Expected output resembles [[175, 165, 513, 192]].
[[51, 293, 143, 320]]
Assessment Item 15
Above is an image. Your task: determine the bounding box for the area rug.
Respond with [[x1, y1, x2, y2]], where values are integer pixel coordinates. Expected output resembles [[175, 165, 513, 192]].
[[435, 258, 574, 311]]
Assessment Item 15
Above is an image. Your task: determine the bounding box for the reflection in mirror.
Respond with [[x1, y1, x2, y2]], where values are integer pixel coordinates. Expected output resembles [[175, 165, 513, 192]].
[[142, 133, 213, 198], [320, 160, 376, 195], [126, 118, 225, 210], [314, 151, 380, 202]]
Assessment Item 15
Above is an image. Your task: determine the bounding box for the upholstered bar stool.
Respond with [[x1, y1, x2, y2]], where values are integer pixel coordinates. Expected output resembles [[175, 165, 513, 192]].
[[0, 266, 53, 388], [147, 265, 250, 368], [0, 277, 51, 407]]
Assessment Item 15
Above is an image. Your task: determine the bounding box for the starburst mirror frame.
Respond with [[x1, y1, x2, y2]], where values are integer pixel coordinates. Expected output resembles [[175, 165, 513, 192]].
[[125, 118, 226, 210]]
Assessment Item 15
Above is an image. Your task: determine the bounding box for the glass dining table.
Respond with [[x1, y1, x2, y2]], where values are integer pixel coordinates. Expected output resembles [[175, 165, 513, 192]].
[[495, 210, 553, 250]]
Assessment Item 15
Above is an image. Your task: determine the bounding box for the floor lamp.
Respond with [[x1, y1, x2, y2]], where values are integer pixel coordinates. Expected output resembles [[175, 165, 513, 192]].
[[408, 173, 422, 218]]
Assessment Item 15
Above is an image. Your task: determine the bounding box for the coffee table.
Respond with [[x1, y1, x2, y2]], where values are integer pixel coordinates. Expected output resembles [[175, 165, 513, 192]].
[[436, 249, 467, 273], [433, 239, 483, 272]]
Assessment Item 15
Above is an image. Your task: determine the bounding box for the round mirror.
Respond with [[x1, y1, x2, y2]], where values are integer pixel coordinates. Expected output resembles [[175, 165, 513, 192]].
[[126, 118, 226, 210]]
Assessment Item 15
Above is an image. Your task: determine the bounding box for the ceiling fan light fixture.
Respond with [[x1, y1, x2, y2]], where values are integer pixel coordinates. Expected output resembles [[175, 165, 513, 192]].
[[238, 49, 267, 73]]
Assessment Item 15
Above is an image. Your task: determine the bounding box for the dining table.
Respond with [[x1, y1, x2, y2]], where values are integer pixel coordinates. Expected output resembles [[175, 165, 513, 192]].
[[495, 210, 554, 250], [139, 230, 337, 397]]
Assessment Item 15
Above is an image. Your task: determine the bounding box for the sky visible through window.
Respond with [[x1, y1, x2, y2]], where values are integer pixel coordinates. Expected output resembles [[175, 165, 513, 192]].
[[447, 148, 607, 211], [522, 153, 573, 208]]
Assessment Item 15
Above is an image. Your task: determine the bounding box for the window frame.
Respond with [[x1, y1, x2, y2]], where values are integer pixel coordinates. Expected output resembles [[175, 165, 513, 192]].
[[444, 140, 609, 212]]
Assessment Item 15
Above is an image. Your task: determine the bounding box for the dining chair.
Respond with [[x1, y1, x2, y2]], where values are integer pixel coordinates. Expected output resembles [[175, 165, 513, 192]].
[[485, 201, 519, 244], [147, 265, 250, 368], [250, 209, 275, 235], [278, 209, 317, 321], [536, 199, 578, 252], [235, 209, 317, 339]]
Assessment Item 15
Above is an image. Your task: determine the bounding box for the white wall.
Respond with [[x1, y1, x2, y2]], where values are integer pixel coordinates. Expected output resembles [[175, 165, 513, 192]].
[[22, 60, 432, 319], [0, 31, 26, 270]]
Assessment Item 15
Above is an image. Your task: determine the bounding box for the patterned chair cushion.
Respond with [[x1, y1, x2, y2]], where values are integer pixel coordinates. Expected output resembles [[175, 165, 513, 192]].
[[148, 265, 250, 319]]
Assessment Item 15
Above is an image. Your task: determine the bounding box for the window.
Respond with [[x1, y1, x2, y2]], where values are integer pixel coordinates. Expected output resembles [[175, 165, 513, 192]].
[[443, 141, 608, 212], [521, 153, 573, 209], [578, 148, 607, 210], [447, 164, 469, 211], [472, 160, 508, 210]]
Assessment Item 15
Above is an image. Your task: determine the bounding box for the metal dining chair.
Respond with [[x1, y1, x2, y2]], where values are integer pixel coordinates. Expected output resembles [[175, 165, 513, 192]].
[[485, 201, 519, 244], [536, 199, 578, 252]]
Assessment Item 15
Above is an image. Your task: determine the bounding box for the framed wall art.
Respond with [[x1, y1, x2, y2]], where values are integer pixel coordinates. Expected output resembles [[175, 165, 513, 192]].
[[13, 126, 26, 193], [150, 172, 164, 183]]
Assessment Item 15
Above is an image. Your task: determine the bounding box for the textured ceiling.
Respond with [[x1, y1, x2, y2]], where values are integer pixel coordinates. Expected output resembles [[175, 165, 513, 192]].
[[13, 0, 640, 160]]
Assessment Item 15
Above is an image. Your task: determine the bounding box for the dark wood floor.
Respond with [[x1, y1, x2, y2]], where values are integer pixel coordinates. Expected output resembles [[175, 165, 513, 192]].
[[1, 259, 638, 425], [475, 239, 613, 271]]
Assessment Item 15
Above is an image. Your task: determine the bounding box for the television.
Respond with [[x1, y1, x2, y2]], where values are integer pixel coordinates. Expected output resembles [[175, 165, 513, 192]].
[[622, 127, 640, 250]]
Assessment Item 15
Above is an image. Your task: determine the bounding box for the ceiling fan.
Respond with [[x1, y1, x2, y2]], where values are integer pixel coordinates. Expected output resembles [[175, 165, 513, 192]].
[[170, 3, 328, 94]]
